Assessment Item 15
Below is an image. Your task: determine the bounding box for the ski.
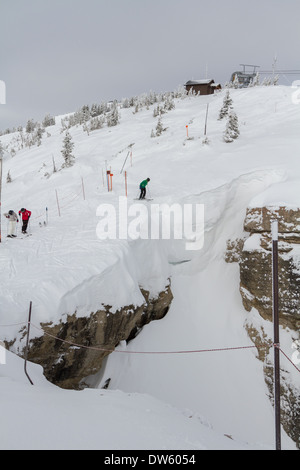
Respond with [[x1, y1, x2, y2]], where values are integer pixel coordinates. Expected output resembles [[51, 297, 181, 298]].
[[133, 198, 153, 201], [15, 234, 32, 239]]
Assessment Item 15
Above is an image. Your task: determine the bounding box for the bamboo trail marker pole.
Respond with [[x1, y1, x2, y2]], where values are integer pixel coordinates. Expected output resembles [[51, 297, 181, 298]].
[[24, 301, 34, 385], [272, 220, 281, 450], [81, 177, 86, 200], [186, 125, 189, 138], [204, 103, 209, 136], [55, 190, 61, 217]]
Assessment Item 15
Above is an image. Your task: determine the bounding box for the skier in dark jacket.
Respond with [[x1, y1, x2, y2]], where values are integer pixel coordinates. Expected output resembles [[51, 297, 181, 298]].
[[139, 178, 150, 200], [18, 208, 31, 234]]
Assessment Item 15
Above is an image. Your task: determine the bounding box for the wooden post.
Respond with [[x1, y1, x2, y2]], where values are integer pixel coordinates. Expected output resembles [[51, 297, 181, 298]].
[[55, 190, 61, 217], [24, 301, 34, 385], [81, 177, 85, 200], [272, 220, 281, 450], [204, 103, 209, 136]]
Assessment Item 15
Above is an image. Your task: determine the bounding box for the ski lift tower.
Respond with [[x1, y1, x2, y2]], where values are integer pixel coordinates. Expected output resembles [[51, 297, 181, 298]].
[[230, 64, 260, 87]]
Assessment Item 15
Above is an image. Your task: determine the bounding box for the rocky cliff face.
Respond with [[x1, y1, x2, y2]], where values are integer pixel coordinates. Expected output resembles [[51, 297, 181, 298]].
[[22, 284, 173, 390], [226, 206, 300, 449]]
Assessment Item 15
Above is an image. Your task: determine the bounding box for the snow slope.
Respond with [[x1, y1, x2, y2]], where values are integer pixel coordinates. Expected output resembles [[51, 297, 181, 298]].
[[0, 86, 299, 449]]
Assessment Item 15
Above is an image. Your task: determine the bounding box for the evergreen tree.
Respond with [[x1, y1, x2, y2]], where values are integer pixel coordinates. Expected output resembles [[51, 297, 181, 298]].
[[107, 101, 120, 127], [26, 119, 36, 133], [218, 91, 233, 120], [156, 116, 164, 136], [36, 127, 44, 146], [42, 114, 56, 127], [6, 170, 12, 183], [61, 131, 75, 167], [223, 111, 240, 143], [250, 72, 260, 87], [0, 140, 4, 159]]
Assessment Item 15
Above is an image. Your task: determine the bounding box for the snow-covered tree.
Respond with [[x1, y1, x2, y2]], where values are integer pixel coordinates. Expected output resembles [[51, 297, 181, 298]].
[[155, 117, 164, 136], [223, 111, 240, 143], [232, 75, 240, 89], [250, 73, 260, 87], [42, 114, 56, 127], [26, 119, 36, 133], [6, 170, 12, 183], [0, 140, 4, 159], [36, 126, 44, 146], [61, 131, 75, 167], [218, 91, 233, 120], [90, 116, 105, 131], [107, 101, 120, 127]]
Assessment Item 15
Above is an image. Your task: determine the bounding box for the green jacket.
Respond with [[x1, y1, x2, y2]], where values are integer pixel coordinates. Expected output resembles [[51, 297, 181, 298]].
[[140, 179, 149, 189]]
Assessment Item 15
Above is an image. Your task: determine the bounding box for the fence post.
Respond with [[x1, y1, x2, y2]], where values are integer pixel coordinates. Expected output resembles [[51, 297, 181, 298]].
[[24, 301, 34, 385]]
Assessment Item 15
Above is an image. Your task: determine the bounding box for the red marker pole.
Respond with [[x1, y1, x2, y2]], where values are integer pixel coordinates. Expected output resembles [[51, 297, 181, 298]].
[[186, 125, 189, 138]]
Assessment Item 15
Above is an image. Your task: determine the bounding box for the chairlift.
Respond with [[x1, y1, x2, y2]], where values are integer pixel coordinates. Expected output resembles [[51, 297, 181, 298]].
[[230, 64, 260, 88]]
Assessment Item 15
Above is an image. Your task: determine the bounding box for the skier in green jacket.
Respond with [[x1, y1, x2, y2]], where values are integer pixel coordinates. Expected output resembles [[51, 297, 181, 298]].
[[139, 178, 150, 200]]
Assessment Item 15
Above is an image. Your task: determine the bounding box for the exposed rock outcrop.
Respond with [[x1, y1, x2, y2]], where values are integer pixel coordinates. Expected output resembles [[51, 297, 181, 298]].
[[23, 284, 173, 390], [226, 206, 300, 449]]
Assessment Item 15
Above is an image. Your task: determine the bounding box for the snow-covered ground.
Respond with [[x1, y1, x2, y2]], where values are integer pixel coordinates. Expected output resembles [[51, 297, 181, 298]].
[[0, 85, 299, 450]]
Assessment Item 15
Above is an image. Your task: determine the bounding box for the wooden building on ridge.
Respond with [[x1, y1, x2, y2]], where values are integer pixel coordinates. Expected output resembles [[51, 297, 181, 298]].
[[185, 79, 221, 95]]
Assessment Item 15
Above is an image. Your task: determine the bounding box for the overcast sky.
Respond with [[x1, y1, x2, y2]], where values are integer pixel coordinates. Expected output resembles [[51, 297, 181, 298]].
[[1, 0, 299, 130]]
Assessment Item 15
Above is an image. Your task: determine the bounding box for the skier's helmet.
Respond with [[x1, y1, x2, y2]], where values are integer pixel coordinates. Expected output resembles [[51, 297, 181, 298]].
[[20, 208, 25, 212], [147, 178, 150, 182], [8, 210, 13, 215]]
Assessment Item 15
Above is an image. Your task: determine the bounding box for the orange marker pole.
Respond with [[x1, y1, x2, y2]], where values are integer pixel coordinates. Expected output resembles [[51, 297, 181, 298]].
[[110, 173, 113, 191], [186, 125, 189, 137]]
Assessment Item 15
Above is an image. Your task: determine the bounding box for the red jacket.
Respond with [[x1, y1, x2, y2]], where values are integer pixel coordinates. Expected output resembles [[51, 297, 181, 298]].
[[19, 209, 31, 220]]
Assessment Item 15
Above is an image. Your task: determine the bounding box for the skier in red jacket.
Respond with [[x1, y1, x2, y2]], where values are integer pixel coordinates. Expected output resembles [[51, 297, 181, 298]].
[[18, 208, 31, 234]]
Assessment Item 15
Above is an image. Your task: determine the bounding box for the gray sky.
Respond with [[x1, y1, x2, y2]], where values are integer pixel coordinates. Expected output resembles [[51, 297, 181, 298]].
[[1, 0, 299, 130]]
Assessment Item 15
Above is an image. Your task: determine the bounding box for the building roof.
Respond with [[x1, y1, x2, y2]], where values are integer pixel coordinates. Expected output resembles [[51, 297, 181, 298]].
[[185, 79, 215, 85]]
